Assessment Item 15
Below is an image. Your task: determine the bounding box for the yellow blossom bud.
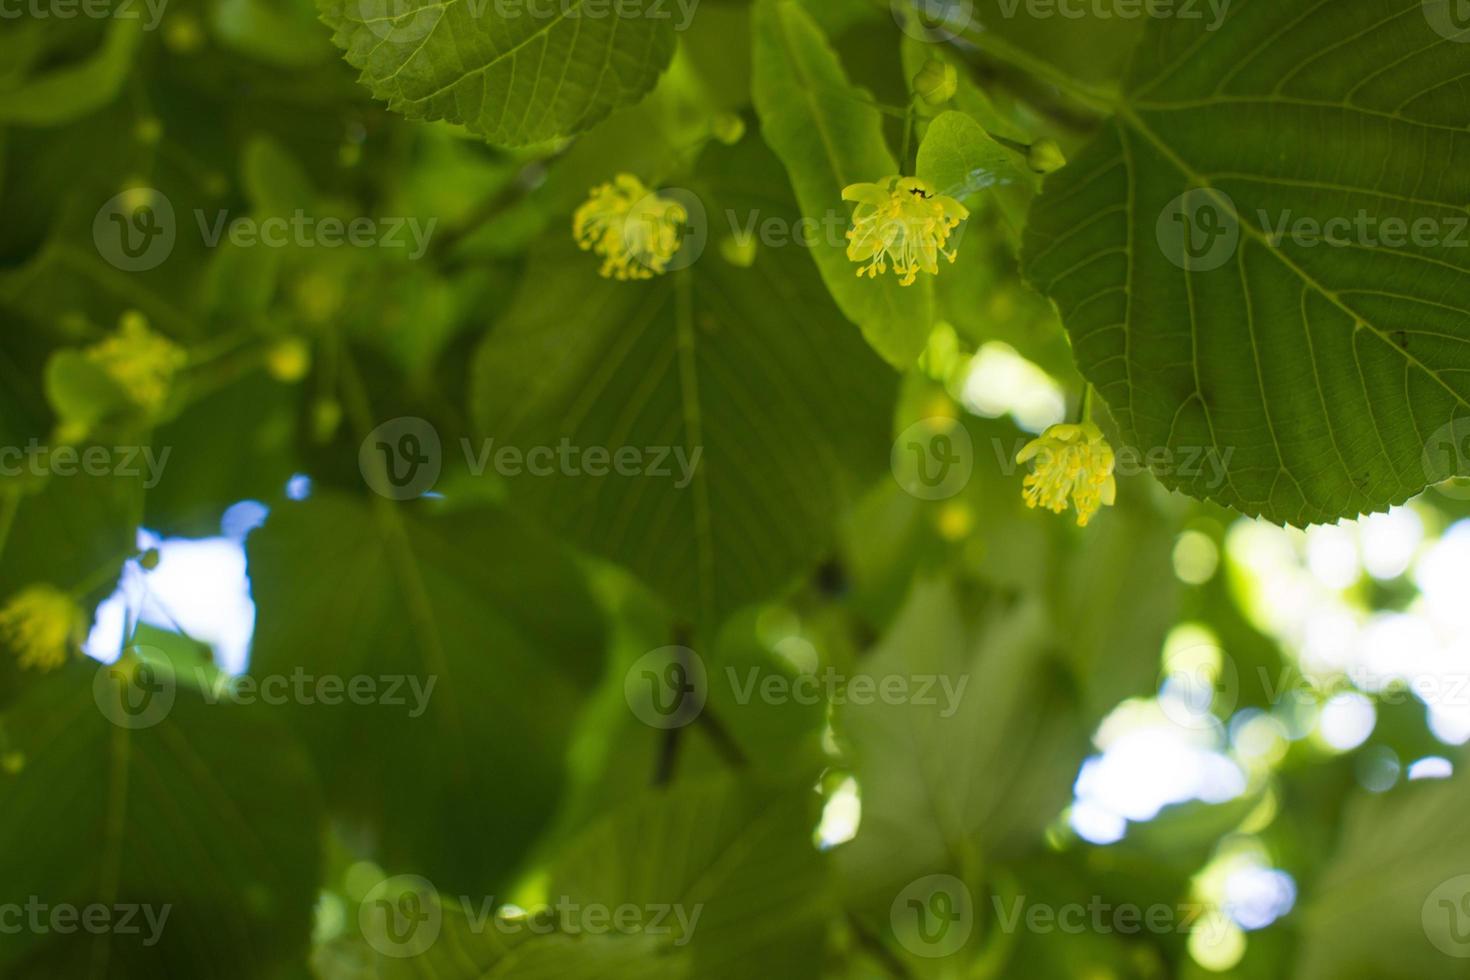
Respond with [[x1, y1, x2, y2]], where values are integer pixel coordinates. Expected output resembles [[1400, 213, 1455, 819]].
[[711, 113, 746, 146], [1028, 139, 1067, 175], [312, 399, 343, 442], [267, 338, 312, 383], [165, 14, 203, 53], [914, 59, 958, 106], [720, 236, 758, 268]]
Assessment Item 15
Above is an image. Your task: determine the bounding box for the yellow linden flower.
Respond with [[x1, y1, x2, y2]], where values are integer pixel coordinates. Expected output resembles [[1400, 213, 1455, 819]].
[[842, 176, 969, 286], [1016, 421, 1117, 527], [0, 585, 85, 672], [573, 174, 688, 281], [86, 312, 187, 414]]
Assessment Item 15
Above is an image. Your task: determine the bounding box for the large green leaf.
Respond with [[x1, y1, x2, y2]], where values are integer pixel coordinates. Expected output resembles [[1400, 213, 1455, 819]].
[[1024, 0, 1470, 526], [0, 661, 323, 977], [1296, 765, 1470, 980], [320, 0, 676, 146], [247, 492, 605, 894], [470, 136, 896, 628], [549, 773, 830, 980], [834, 579, 1086, 903], [322, 775, 822, 979], [751, 0, 935, 367]]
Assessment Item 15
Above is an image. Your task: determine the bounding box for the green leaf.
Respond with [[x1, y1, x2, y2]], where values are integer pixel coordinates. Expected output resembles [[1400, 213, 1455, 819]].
[[0, 20, 142, 127], [332, 775, 827, 979], [43, 350, 136, 434], [0, 661, 324, 977], [1296, 768, 1470, 979], [319, 0, 676, 147], [470, 136, 896, 628], [549, 773, 830, 980], [834, 579, 1085, 900], [211, 0, 335, 68], [1024, 0, 1470, 526], [247, 492, 605, 894], [915, 110, 1036, 201], [751, 0, 935, 367]]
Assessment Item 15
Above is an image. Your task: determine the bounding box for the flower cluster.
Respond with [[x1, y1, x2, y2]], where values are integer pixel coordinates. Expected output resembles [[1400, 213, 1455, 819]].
[[86, 312, 187, 414], [1017, 422, 1117, 527], [0, 585, 84, 672], [842, 176, 969, 286], [573, 174, 688, 281]]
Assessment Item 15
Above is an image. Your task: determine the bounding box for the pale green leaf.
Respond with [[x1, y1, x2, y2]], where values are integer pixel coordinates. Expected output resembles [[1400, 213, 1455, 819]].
[[549, 773, 830, 980], [1297, 766, 1470, 979], [915, 110, 1037, 201], [834, 579, 1085, 900], [751, 0, 935, 367], [0, 20, 142, 126]]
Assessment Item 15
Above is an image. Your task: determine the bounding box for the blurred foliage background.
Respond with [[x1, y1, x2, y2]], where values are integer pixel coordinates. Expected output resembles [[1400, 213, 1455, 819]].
[[3, 1, 1470, 978]]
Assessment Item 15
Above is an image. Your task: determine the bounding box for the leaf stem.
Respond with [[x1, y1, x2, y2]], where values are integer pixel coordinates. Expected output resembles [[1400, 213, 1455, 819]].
[[900, 99, 917, 176], [0, 490, 18, 567]]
